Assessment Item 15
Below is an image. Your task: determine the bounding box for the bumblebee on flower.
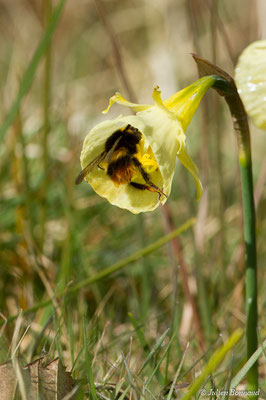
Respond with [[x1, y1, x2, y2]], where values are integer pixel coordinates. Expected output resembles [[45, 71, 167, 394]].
[[76, 76, 216, 214]]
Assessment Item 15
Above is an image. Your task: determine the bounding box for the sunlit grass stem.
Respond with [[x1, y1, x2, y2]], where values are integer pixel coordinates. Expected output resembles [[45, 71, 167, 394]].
[[181, 329, 244, 400], [14, 112, 33, 237]]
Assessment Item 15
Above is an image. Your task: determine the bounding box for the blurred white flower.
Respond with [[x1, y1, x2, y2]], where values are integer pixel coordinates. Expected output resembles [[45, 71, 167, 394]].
[[235, 40, 266, 130]]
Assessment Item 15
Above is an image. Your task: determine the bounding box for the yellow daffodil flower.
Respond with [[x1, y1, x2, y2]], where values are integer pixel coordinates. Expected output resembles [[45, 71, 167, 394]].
[[79, 76, 215, 213], [235, 40, 266, 130]]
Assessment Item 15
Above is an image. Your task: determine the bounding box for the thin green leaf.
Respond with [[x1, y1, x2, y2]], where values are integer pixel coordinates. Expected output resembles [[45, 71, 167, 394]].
[[180, 329, 243, 400], [138, 329, 169, 375], [121, 352, 138, 400], [0, 0, 67, 142], [166, 342, 189, 400], [128, 313, 149, 352], [145, 334, 176, 388], [83, 319, 97, 400], [229, 338, 266, 390]]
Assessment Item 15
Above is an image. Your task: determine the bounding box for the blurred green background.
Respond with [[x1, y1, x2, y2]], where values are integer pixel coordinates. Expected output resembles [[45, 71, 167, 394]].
[[0, 0, 265, 397]]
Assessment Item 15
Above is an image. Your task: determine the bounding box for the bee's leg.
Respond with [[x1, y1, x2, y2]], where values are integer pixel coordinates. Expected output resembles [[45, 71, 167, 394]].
[[132, 157, 150, 180], [130, 182, 166, 201], [130, 182, 155, 192], [132, 157, 167, 199]]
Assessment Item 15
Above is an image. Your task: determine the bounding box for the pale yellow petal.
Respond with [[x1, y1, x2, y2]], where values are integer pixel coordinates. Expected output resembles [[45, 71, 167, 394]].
[[103, 93, 151, 114], [80, 118, 126, 166], [177, 146, 203, 200], [235, 40, 266, 130], [132, 108, 183, 199]]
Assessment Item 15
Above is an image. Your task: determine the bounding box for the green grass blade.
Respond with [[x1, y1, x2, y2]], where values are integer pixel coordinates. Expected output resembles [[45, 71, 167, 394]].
[[128, 313, 149, 352], [145, 334, 176, 388], [121, 351, 139, 400], [83, 319, 97, 400], [128, 312, 167, 384], [116, 331, 169, 400], [229, 338, 266, 390], [180, 329, 243, 400], [166, 342, 189, 400], [117, 386, 131, 400], [138, 329, 169, 376], [0, 0, 67, 142]]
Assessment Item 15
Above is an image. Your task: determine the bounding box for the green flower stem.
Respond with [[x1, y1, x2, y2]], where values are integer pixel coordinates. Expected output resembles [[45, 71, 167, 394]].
[[238, 151, 258, 391], [193, 55, 258, 396]]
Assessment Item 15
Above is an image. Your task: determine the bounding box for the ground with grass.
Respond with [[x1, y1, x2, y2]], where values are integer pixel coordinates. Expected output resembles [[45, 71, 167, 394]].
[[0, 1, 265, 399]]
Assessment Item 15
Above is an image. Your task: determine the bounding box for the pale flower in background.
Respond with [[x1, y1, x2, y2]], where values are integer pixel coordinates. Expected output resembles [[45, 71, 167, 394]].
[[235, 40, 266, 130]]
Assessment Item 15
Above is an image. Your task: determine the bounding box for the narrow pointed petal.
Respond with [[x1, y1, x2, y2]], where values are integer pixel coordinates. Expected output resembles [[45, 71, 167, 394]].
[[103, 93, 151, 114], [164, 76, 216, 130], [152, 86, 175, 117], [177, 146, 203, 200]]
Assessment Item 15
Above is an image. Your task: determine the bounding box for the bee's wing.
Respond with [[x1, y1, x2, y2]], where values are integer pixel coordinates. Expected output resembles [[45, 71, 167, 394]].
[[75, 136, 122, 185], [75, 151, 106, 185], [105, 136, 122, 163]]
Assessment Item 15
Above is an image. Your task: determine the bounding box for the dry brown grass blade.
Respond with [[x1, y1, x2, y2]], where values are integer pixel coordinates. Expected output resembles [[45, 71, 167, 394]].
[[0, 357, 75, 400], [0, 361, 21, 400]]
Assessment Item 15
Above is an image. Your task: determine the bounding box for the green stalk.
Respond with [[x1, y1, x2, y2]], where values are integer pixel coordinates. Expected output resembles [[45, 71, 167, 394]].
[[40, 0, 52, 248], [193, 55, 258, 396], [216, 82, 258, 396], [239, 146, 258, 392]]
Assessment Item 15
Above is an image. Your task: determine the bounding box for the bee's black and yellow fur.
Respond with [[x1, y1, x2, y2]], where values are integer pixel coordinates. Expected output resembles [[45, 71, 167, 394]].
[[76, 124, 166, 199]]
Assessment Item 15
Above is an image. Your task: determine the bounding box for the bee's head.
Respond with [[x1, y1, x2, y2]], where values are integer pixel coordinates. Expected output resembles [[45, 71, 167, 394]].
[[123, 124, 142, 143]]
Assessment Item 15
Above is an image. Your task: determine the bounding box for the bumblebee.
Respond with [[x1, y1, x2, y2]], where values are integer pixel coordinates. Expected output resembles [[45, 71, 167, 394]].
[[75, 124, 167, 199]]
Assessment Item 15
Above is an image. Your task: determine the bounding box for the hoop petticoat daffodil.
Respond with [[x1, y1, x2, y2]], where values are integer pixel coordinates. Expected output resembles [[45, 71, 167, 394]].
[[79, 76, 215, 213]]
